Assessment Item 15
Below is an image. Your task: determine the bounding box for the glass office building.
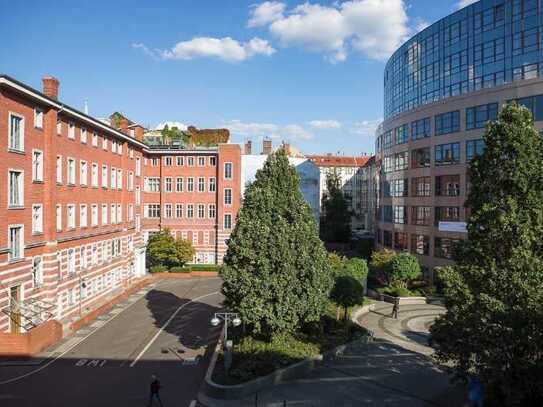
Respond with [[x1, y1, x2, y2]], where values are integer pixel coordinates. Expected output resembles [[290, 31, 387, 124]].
[[375, 0, 543, 278]]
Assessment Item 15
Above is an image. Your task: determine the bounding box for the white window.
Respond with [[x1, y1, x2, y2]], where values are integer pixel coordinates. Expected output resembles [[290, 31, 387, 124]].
[[117, 204, 122, 223], [209, 177, 216, 192], [80, 160, 88, 186], [135, 186, 141, 205], [129, 148, 134, 159], [92, 132, 98, 146], [91, 163, 98, 187], [92, 244, 98, 265], [81, 246, 88, 270], [68, 122, 75, 139], [8, 170, 23, 207], [56, 155, 63, 183], [165, 177, 172, 192], [57, 119, 62, 135], [187, 204, 194, 218], [32, 256, 43, 287], [111, 167, 117, 188], [102, 165, 108, 188], [224, 188, 232, 205], [67, 204, 75, 229], [81, 127, 87, 143], [117, 142, 122, 155], [91, 204, 98, 226], [102, 204, 108, 225], [68, 249, 76, 274], [145, 204, 160, 218], [198, 177, 205, 192], [56, 204, 62, 231], [67, 158, 75, 185], [176, 156, 184, 166], [198, 156, 206, 166], [32, 150, 43, 182], [165, 204, 172, 218], [34, 108, 43, 129], [145, 177, 160, 192], [80, 204, 88, 228], [151, 157, 158, 166], [187, 156, 194, 166], [111, 204, 116, 224], [224, 162, 233, 179], [176, 204, 183, 218], [135, 157, 141, 176], [128, 204, 134, 221], [187, 177, 194, 192], [111, 140, 117, 154], [128, 172, 134, 190], [176, 177, 183, 192], [9, 113, 24, 152], [164, 156, 172, 166], [210, 156, 216, 166], [208, 204, 216, 218], [198, 204, 205, 218], [102, 136, 108, 150], [8, 225, 23, 261], [224, 213, 232, 229], [117, 169, 122, 190], [32, 204, 43, 234], [135, 214, 141, 231]]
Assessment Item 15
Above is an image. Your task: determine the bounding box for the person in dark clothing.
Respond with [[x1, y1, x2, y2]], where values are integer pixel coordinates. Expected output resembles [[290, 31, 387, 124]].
[[148, 375, 164, 407], [391, 297, 399, 319]]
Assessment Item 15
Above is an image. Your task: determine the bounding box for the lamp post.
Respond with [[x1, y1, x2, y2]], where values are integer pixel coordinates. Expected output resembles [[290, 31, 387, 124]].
[[210, 312, 241, 372]]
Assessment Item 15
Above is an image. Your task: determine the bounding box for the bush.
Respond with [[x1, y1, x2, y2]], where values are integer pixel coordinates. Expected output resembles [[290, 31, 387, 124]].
[[386, 252, 422, 288], [150, 265, 168, 273], [169, 266, 190, 273], [187, 264, 219, 272], [382, 286, 412, 297], [330, 275, 365, 321], [146, 228, 195, 269]]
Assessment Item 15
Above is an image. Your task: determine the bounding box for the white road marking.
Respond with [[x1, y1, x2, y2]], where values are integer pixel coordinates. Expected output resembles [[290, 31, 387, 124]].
[[188, 400, 197, 407], [129, 291, 220, 368]]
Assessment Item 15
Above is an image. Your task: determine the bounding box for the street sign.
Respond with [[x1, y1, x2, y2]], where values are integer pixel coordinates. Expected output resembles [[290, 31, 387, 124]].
[[438, 221, 467, 233]]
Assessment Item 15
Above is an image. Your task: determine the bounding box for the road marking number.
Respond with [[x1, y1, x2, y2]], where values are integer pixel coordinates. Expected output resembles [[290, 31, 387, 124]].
[[75, 359, 107, 367]]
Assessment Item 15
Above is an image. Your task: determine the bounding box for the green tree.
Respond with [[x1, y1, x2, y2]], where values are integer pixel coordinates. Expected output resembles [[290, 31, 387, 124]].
[[221, 150, 333, 338], [146, 229, 195, 269], [320, 169, 351, 243], [385, 253, 421, 288], [430, 104, 543, 406], [369, 248, 396, 285], [330, 276, 364, 322]]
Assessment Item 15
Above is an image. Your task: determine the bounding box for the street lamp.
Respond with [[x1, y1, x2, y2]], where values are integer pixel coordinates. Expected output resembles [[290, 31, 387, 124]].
[[210, 312, 241, 372]]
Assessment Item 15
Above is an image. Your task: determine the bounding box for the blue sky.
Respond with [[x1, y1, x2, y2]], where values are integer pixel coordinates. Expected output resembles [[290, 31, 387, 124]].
[[0, 0, 474, 155]]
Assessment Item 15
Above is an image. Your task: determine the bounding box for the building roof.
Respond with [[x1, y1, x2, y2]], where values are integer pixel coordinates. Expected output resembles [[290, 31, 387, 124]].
[[306, 154, 372, 168]]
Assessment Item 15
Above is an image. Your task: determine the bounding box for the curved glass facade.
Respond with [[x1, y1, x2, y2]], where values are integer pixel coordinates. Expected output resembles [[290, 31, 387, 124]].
[[384, 0, 543, 120]]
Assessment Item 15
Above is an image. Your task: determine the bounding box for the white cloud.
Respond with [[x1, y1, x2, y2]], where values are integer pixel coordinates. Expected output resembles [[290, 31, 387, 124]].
[[308, 120, 341, 129], [223, 120, 313, 140], [155, 121, 187, 131], [456, 0, 477, 9], [413, 18, 430, 34], [350, 119, 382, 137], [282, 124, 313, 140], [135, 37, 275, 62], [254, 0, 412, 62], [248, 1, 285, 27]]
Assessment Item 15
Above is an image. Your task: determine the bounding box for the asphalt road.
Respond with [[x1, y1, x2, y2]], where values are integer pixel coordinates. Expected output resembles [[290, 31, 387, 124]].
[[0, 277, 223, 407]]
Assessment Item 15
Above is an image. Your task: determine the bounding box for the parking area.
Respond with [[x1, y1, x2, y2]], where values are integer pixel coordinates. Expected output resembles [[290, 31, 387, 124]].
[[0, 277, 223, 407]]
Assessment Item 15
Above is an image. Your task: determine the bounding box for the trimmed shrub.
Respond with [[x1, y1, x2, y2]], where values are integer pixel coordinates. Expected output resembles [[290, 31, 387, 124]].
[[386, 252, 422, 288], [150, 265, 168, 273], [169, 266, 190, 273]]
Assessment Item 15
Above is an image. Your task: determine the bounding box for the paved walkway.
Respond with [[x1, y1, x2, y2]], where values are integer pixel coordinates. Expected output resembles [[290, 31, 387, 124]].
[[200, 300, 466, 407]]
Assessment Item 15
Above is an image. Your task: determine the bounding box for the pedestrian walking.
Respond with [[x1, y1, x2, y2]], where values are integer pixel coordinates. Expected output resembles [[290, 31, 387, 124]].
[[468, 375, 484, 407], [391, 297, 399, 319], [148, 374, 164, 407]]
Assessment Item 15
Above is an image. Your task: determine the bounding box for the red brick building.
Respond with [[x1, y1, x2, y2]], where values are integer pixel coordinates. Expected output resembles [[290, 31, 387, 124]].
[[0, 75, 240, 337]]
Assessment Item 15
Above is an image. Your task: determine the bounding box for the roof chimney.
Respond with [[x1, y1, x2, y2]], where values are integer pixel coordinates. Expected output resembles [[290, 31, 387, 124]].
[[42, 76, 59, 100], [134, 125, 144, 141], [282, 141, 291, 156], [262, 138, 272, 155], [119, 118, 129, 134], [244, 140, 252, 155]]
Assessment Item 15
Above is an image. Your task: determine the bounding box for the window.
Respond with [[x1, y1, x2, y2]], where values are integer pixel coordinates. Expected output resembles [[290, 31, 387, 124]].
[[164, 156, 173, 166], [136, 157, 141, 176], [117, 141, 122, 155], [466, 139, 485, 161], [92, 163, 98, 187], [68, 249, 76, 274], [80, 161, 88, 186], [198, 177, 205, 192], [394, 151, 408, 171], [102, 165, 108, 188], [151, 157, 158, 166], [198, 156, 206, 166], [56, 204, 62, 231], [9, 113, 24, 151], [32, 204, 43, 234], [382, 205, 393, 223], [436, 175, 460, 196], [8, 170, 23, 207], [165, 204, 172, 218], [68, 122, 75, 139], [145, 204, 160, 218], [164, 177, 172, 192], [135, 186, 141, 205], [34, 108, 43, 129], [111, 167, 116, 189], [92, 132, 98, 146], [512, 94, 543, 122], [56, 155, 63, 183], [91, 204, 98, 226], [102, 136, 108, 150], [176, 204, 183, 218], [67, 204, 75, 229], [383, 156, 394, 173], [435, 207, 460, 225], [209, 177, 216, 192], [435, 237, 461, 259], [111, 204, 116, 224], [391, 179, 408, 197], [412, 177, 431, 197], [80, 204, 88, 228], [81, 246, 88, 270], [32, 257, 43, 287], [187, 177, 194, 192], [117, 169, 122, 190], [102, 204, 108, 225], [176, 177, 183, 192], [187, 156, 194, 166], [187, 204, 194, 218], [411, 235, 429, 256], [32, 150, 43, 182], [393, 206, 407, 224], [67, 158, 76, 184], [198, 204, 205, 218], [145, 177, 160, 192], [435, 143, 460, 165], [383, 230, 392, 247], [224, 214, 232, 229], [224, 162, 233, 179], [176, 156, 184, 166], [128, 172, 134, 191], [81, 127, 87, 143], [111, 140, 117, 154], [411, 206, 431, 226], [209, 156, 216, 166], [208, 204, 216, 218], [128, 204, 134, 221], [8, 225, 23, 260], [57, 119, 62, 135], [411, 147, 430, 168], [394, 124, 408, 144], [224, 188, 233, 205], [411, 117, 431, 140], [394, 232, 408, 251], [117, 204, 122, 223], [466, 103, 498, 130], [435, 111, 460, 135]]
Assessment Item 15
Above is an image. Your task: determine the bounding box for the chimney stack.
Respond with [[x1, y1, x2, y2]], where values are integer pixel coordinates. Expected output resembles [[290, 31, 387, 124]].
[[244, 140, 252, 155], [262, 138, 272, 155], [42, 76, 60, 100], [119, 118, 129, 134], [282, 141, 291, 156], [134, 125, 144, 141]]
